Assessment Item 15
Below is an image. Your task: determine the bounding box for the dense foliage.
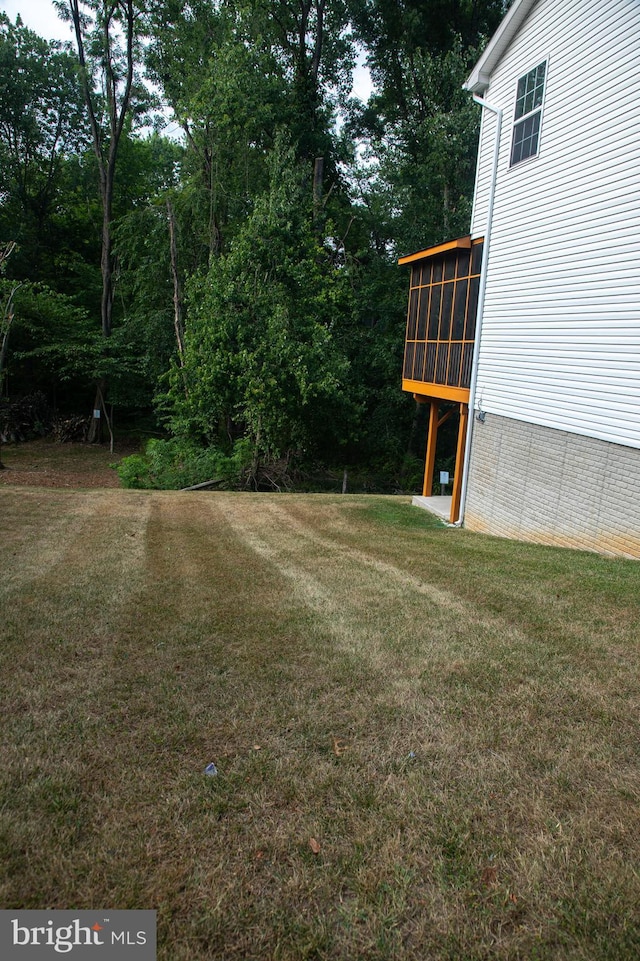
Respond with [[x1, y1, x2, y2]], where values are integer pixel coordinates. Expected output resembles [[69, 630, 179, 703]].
[[0, 1, 507, 487]]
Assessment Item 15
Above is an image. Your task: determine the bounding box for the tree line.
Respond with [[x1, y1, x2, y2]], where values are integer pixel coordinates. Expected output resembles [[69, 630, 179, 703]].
[[0, 0, 506, 489]]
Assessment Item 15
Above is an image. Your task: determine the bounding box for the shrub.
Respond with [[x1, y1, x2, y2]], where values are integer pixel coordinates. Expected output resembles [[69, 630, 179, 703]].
[[117, 437, 253, 490], [116, 453, 153, 489]]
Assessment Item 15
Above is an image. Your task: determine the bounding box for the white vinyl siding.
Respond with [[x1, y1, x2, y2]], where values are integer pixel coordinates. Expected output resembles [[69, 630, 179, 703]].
[[470, 0, 640, 450]]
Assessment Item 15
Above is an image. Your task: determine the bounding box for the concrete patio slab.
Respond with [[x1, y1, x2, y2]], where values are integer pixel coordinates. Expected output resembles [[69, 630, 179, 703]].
[[411, 495, 453, 522]]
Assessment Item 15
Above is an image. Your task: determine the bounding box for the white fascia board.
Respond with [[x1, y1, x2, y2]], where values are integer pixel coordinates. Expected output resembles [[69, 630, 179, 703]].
[[464, 0, 540, 93]]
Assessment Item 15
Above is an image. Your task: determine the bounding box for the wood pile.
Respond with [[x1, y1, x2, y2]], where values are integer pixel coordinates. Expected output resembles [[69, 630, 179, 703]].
[[51, 415, 90, 443], [0, 392, 51, 442]]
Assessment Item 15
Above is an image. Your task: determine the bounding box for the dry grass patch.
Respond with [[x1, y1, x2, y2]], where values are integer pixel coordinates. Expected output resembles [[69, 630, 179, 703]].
[[0, 488, 639, 960]]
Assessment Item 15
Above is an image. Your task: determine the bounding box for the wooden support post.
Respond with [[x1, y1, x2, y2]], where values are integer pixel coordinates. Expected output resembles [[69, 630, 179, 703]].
[[423, 399, 439, 497], [437, 408, 455, 429], [450, 403, 468, 523]]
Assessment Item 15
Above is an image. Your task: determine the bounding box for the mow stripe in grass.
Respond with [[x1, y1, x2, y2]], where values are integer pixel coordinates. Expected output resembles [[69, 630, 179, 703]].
[[0, 487, 639, 960]]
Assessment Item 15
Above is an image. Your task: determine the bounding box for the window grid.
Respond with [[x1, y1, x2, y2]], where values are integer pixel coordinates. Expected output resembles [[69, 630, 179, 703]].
[[515, 62, 546, 119], [510, 60, 546, 167], [403, 239, 484, 391]]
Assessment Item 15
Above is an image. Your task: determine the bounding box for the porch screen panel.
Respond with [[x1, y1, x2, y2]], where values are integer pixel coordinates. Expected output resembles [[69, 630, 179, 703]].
[[414, 341, 426, 381], [403, 341, 416, 379], [417, 287, 429, 339], [424, 342, 437, 382], [403, 238, 484, 392], [407, 288, 419, 340], [435, 343, 449, 383]]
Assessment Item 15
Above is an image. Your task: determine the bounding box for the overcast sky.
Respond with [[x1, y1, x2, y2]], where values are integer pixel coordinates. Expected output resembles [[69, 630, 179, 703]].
[[1, 0, 373, 101], [2, 0, 73, 42]]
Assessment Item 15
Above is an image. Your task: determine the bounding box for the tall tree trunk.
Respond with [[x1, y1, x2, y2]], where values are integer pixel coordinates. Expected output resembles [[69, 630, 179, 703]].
[[87, 378, 106, 444], [68, 0, 137, 443], [0, 244, 19, 467], [0, 306, 11, 469], [250, 420, 262, 490], [167, 200, 185, 364], [100, 178, 114, 339], [313, 155, 324, 231], [88, 183, 114, 443], [0, 293, 17, 396]]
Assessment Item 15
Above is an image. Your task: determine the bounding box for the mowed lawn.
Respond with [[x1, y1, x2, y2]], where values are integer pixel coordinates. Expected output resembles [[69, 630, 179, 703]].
[[1, 483, 639, 960]]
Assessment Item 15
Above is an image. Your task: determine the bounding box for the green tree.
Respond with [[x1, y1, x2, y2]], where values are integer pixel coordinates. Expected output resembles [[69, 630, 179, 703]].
[[110, 133, 187, 409], [352, 39, 485, 255], [344, 0, 507, 252], [249, 0, 355, 162], [0, 243, 19, 403], [147, 1, 293, 261], [56, 0, 151, 439], [146, 1, 359, 262], [169, 136, 358, 484], [0, 280, 97, 395], [0, 14, 88, 282], [334, 2, 509, 479]]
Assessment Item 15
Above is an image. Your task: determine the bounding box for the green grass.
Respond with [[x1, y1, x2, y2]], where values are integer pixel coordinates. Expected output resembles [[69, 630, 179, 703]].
[[0, 485, 639, 960]]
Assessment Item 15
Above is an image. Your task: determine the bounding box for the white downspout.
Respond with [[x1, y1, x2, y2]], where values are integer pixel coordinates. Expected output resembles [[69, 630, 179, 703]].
[[455, 95, 503, 526]]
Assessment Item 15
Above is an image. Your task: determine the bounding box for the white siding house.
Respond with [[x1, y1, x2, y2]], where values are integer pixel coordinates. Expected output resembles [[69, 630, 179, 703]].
[[403, 0, 640, 557], [463, 0, 640, 556]]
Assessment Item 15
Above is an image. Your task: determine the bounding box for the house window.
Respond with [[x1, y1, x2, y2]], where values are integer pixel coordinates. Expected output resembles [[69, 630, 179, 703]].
[[510, 61, 546, 166]]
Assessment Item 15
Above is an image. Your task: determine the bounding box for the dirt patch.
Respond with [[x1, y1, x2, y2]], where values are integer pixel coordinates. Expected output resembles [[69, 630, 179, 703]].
[[0, 437, 140, 488]]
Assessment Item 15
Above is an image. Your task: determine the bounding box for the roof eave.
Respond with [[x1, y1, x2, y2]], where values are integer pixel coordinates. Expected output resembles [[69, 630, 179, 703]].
[[464, 0, 540, 93], [464, 70, 492, 95]]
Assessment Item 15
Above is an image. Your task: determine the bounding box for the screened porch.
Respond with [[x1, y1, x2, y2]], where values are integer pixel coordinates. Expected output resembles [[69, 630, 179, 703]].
[[399, 235, 484, 523]]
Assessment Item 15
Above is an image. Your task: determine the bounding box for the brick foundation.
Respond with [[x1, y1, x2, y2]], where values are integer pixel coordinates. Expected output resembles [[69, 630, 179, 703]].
[[465, 413, 640, 559]]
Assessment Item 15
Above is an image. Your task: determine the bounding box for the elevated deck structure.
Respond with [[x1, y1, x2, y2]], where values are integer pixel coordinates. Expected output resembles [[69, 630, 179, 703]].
[[399, 236, 484, 523]]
